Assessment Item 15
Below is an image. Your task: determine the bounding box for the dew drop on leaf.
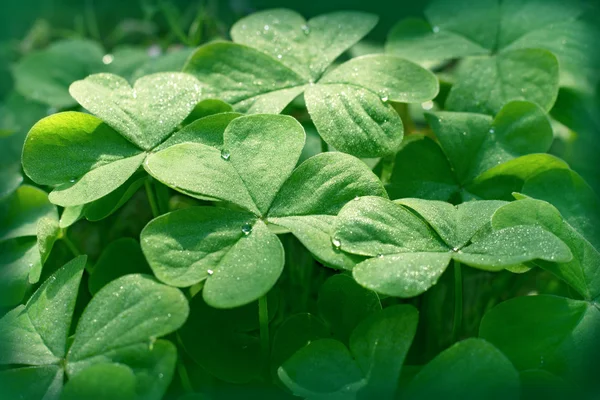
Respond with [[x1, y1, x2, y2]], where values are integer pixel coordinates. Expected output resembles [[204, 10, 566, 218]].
[[332, 237, 342, 249], [207, 269, 214, 275], [69, 178, 77, 183], [220, 150, 231, 161], [264, 25, 270, 31], [381, 95, 389, 102], [354, 196, 360, 201], [377, 254, 384, 258], [301, 24, 310, 35], [432, 26, 440, 33], [102, 54, 114, 65], [489, 128, 495, 134], [421, 100, 434, 110], [241, 222, 253, 235]]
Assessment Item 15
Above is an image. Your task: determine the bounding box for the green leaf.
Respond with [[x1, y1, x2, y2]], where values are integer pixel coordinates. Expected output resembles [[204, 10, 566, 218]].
[[522, 169, 600, 249], [131, 48, 195, 82], [69, 73, 202, 150], [0, 185, 57, 241], [278, 338, 365, 397], [480, 295, 600, 384], [390, 101, 555, 201], [12, 39, 105, 108], [179, 294, 277, 383], [0, 365, 63, 400], [271, 313, 330, 380], [352, 253, 452, 298], [492, 198, 600, 301], [82, 172, 147, 221], [88, 238, 152, 295], [305, 83, 404, 157], [318, 274, 381, 343], [319, 55, 439, 103], [405, 338, 520, 399], [146, 114, 305, 216], [157, 112, 242, 151], [182, 99, 234, 125], [183, 42, 306, 114], [0, 256, 86, 365], [23, 112, 145, 206], [386, 135, 458, 201], [350, 305, 418, 399], [0, 239, 40, 307], [67, 274, 188, 362], [385, 18, 489, 67], [446, 49, 559, 114], [141, 207, 283, 308], [231, 9, 378, 81], [60, 363, 136, 400]]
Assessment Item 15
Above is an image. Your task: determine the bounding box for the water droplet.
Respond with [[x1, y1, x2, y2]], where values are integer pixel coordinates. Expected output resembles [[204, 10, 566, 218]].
[[102, 54, 114, 65], [132, 89, 137, 99], [277, 54, 282, 59], [377, 254, 384, 258], [69, 178, 77, 183], [301, 24, 310, 35], [452, 247, 459, 252], [158, 373, 164, 379], [332, 237, 342, 249], [264, 24, 270, 31], [207, 269, 214, 275], [421, 100, 434, 110], [28, 263, 33, 267], [167, 313, 172, 318], [432, 26, 440, 33], [489, 128, 495, 134], [148, 44, 161, 58], [221, 150, 231, 161], [540, 356, 545, 365], [462, 131, 467, 136], [241, 223, 252, 235], [381, 95, 389, 102], [354, 196, 360, 201]]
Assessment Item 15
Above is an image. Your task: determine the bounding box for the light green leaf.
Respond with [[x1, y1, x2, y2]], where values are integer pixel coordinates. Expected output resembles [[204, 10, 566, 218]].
[[492, 198, 600, 301], [455, 225, 573, 269], [157, 112, 241, 151], [182, 99, 234, 125], [60, 363, 136, 400], [131, 48, 195, 82], [334, 196, 446, 257], [69, 72, 202, 150], [141, 207, 283, 308], [23, 112, 145, 206], [183, 42, 306, 114], [319, 55, 439, 103], [305, 84, 404, 157], [12, 39, 105, 108], [446, 49, 559, 114], [0, 256, 86, 365], [82, 172, 147, 221], [480, 295, 600, 384], [0, 239, 40, 307], [67, 274, 188, 362], [405, 338, 520, 399], [318, 274, 381, 343], [350, 305, 419, 399], [352, 253, 452, 298], [231, 9, 378, 81], [0, 365, 63, 400]]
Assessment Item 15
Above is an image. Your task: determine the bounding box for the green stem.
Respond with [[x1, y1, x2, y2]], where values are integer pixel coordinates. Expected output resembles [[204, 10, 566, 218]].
[[258, 295, 270, 365], [61, 231, 81, 257], [380, 154, 395, 184], [145, 178, 160, 218], [177, 361, 194, 394], [320, 137, 329, 153], [451, 260, 463, 343]]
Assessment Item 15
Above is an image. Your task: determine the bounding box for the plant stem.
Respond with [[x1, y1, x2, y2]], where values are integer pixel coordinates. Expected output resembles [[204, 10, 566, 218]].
[[380, 154, 395, 184], [177, 360, 194, 394], [145, 178, 160, 218], [320, 137, 329, 153], [61, 231, 81, 257], [258, 295, 270, 366], [451, 260, 463, 343]]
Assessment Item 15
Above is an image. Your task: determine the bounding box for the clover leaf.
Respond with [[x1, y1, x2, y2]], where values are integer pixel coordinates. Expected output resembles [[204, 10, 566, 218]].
[[22, 72, 212, 208], [278, 304, 418, 399], [0, 256, 189, 400], [334, 196, 572, 297], [404, 338, 520, 399], [141, 114, 386, 308], [183, 9, 439, 157], [387, 0, 599, 113], [480, 295, 600, 388], [387, 100, 567, 202], [0, 185, 58, 307], [13, 39, 106, 109]]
